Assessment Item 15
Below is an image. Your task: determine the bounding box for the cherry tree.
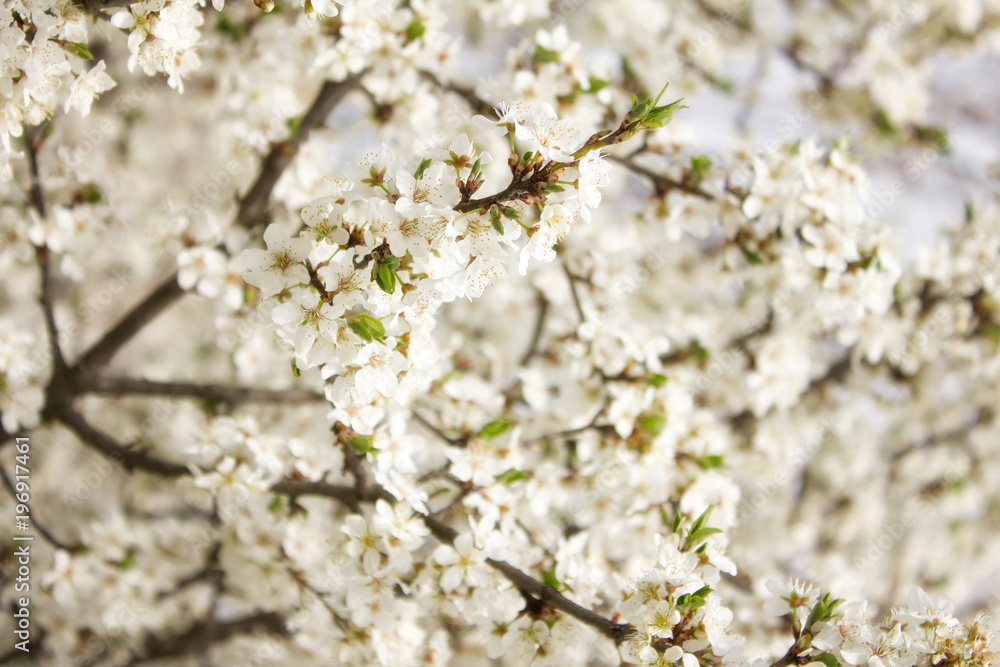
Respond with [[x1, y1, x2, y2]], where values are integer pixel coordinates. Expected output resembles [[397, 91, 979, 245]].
[[1, 0, 1000, 664]]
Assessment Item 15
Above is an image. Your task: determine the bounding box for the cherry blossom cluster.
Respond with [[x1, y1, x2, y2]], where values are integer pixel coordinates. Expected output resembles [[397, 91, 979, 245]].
[[2, 0, 1000, 664]]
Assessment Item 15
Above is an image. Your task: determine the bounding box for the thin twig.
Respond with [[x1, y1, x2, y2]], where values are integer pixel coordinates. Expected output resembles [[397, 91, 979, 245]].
[[562, 260, 587, 324], [422, 514, 630, 644], [410, 410, 461, 445], [519, 294, 549, 367], [23, 124, 48, 217], [24, 126, 68, 374], [608, 155, 714, 200], [0, 465, 82, 552]]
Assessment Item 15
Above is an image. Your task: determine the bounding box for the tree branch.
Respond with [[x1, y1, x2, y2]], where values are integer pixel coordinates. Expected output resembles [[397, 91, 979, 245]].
[[84, 376, 325, 404], [127, 612, 287, 666], [235, 76, 361, 229], [422, 514, 630, 644], [70, 75, 362, 376], [49, 395, 634, 648], [71, 274, 186, 376], [519, 293, 549, 367], [608, 155, 714, 200], [54, 404, 190, 477], [0, 465, 82, 552]]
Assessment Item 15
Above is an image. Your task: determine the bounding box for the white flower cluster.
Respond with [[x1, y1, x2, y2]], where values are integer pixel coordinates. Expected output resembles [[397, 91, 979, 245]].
[[0, 320, 45, 432], [237, 103, 619, 441], [1, 0, 114, 179], [108, 0, 204, 91], [4, 0, 1000, 664]]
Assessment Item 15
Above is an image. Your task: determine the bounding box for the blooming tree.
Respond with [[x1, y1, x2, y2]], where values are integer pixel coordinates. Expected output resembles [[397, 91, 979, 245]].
[[2, 0, 1000, 664]]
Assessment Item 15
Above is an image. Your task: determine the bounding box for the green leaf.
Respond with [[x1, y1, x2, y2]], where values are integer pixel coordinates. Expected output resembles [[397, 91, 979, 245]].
[[915, 125, 949, 153], [686, 526, 723, 549], [690, 154, 712, 184], [216, 12, 248, 39], [643, 97, 687, 129], [291, 359, 301, 377], [79, 182, 102, 203], [815, 653, 841, 667], [980, 322, 1000, 350], [347, 312, 386, 344], [697, 455, 725, 470], [740, 244, 763, 265], [875, 109, 897, 139], [647, 373, 669, 387], [806, 594, 830, 630], [533, 45, 560, 64], [349, 435, 378, 455], [586, 76, 608, 93], [690, 505, 714, 534], [638, 414, 666, 437], [692, 585, 713, 599], [659, 505, 672, 528], [626, 92, 655, 125], [59, 42, 94, 60], [541, 568, 563, 590], [479, 417, 512, 440], [268, 495, 283, 512], [116, 552, 136, 570], [61, 41, 94, 60], [414, 157, 433, 180], [375, 262, 398, 294], [690, 341, 709, 362], [497, 468, 526, 484], [490, 206, 504, 235], [677, 586, 711, 612], [286, 115, 304, 135], [501, 206, 521, 222], [405, 18, 425, 42]]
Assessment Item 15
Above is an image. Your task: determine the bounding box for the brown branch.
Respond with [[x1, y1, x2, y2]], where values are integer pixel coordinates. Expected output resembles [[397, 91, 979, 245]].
[[53, 404, 385, 510], [422, 514, 630, 645], [71, 76, 361, 376], [608, 155, 714, 200], [236, 76, 361, 229], [158, 543, 225, 600], [73, 0, 131, 16], [562, 260, 587, 324], [84, 376, 325, 404], [24, 125, 68, 377], [410, 410, 461, 446], [270, 478, 391, 511], [0, 465, 82, 552], [23, 124, 48, 217], [71, 274, 186, 376], [519, 293, 549, 367], [50, 394, 633, 649], [54, 404, 189, 477], [455, 162, 564, 213], [127, 611, 287, 666], [418, 70, 497, 117]]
